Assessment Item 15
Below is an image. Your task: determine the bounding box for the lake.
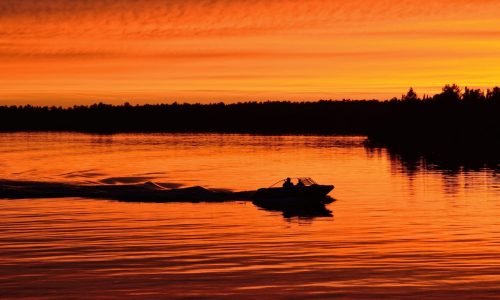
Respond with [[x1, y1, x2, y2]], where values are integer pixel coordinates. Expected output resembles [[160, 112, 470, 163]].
[[1, 132, 500, 299]]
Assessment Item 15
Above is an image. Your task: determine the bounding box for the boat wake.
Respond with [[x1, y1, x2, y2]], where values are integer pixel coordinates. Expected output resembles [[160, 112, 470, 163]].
[[0, 179, 255, 203]]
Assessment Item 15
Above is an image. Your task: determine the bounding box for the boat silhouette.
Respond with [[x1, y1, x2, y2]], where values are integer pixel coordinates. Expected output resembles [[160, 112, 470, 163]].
[[252, 177, 334, 206]]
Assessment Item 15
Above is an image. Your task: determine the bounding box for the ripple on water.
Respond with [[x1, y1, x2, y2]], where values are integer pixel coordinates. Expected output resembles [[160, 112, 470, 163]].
[[0, 133, 499, 299]]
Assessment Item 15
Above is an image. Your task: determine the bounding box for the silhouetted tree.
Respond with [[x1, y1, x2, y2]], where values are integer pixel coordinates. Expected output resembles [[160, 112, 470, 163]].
[[403, 87, 418, 102], [462, 87, 485, 103], [487, 87, 500, 104], [434, 84, 461, 103]]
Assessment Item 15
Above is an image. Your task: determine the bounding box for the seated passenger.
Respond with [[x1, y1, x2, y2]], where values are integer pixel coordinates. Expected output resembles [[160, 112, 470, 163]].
[[296, 179, 305, 187], [283, 177, 293, 188]]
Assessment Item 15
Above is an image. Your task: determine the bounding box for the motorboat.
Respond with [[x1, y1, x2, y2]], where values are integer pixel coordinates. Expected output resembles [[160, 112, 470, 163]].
[[252, 177, 334, 205]]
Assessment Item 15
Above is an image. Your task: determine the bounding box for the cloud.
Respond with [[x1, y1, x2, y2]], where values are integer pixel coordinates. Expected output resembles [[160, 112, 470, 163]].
[[1, 0, 498, 40], [1, 0, 499, 104], [0, 45, 395, 62]]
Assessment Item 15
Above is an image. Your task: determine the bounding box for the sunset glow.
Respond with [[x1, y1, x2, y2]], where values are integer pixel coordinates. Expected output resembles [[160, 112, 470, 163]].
[[1, 0, 499, 105]]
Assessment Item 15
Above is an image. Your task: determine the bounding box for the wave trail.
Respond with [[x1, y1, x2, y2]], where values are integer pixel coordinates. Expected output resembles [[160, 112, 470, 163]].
[[0, 179, 254, 203]]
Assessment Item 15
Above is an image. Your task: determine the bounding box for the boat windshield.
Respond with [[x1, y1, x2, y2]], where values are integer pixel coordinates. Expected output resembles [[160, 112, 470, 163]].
[[298, 177, 317, 186], [269, 177, 318, 187]]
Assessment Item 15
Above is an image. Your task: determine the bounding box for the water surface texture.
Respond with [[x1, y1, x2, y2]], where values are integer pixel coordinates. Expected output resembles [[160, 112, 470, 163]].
[[1, 133, 500, 299]]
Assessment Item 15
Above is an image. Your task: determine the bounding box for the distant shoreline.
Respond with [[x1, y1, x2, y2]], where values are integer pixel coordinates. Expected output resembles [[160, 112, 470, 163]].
[[1, 85, 499, 147]]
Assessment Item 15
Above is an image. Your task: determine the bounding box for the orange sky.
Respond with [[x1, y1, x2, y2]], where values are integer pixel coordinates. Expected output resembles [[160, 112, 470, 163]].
[[1, 0, 499, 105]]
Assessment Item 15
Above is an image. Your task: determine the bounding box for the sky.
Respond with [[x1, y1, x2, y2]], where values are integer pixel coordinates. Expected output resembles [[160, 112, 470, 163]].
[[1, 0, 499, 105]]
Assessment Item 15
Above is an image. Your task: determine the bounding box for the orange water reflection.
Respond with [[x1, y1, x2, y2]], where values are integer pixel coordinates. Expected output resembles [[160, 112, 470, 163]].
[[1, 133, 500, 299]]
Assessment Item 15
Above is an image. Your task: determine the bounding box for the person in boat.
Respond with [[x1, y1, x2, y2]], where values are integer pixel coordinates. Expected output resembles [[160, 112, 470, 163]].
[[296, 179, 305, 187], [283, 177, 293, 188]]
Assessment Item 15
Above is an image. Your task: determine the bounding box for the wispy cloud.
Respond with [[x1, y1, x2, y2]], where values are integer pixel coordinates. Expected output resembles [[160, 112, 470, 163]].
[[2, 0, 498, 38], [0, 0, 499, 104]]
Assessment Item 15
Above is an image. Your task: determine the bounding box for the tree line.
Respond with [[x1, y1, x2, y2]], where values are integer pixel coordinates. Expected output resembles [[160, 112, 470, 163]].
[[0, 84, 499, 147], [400, 84, 500, 103]]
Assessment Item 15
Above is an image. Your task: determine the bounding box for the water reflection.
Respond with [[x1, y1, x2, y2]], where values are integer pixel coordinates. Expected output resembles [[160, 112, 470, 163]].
[[366, 142, 500, 174], [365, 141, 500, 196], [2, 133, 500, 299], [253, 197, 335, 221]]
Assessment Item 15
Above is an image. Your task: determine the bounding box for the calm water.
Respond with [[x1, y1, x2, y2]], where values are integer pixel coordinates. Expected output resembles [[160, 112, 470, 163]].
[[1, 133, 500, 299]]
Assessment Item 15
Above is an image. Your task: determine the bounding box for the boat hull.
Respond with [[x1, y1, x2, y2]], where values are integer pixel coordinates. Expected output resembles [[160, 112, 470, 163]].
[[252, 184, 334, 205]]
